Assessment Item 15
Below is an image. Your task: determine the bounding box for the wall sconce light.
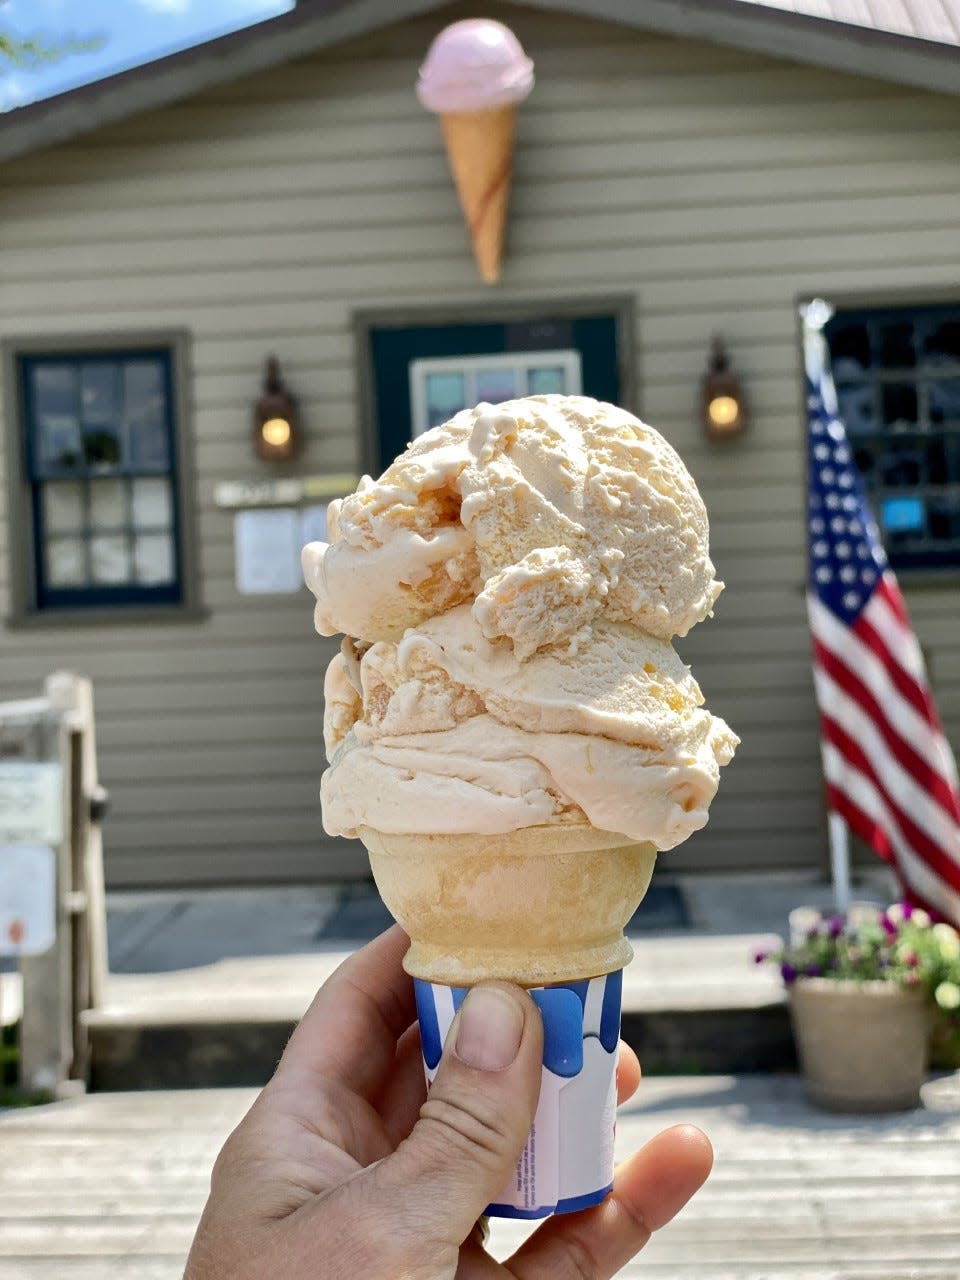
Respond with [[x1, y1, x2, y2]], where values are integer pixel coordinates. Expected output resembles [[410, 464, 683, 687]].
[[253, 356, 301, 461], [702, 337, 748, 440]]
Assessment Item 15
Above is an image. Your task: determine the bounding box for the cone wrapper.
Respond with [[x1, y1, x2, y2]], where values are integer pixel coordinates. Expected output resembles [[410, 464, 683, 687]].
[[415, 970, 623, 1217], [439, 104, 516, 283]]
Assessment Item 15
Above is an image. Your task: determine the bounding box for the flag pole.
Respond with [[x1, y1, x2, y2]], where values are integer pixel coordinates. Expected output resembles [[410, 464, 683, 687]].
[[801, 298, 853, 918], [828, 813, 851, 915]]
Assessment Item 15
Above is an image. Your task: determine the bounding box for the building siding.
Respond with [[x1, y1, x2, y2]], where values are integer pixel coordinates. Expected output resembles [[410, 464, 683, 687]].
[[1, 1, 958, 886]]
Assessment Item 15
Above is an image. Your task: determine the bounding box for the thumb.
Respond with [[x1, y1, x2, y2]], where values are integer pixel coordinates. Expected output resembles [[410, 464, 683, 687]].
[[373, 983, 543, 1254]]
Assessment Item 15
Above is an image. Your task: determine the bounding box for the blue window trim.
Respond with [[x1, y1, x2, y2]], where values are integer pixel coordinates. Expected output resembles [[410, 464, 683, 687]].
[[367, 314, 623, 473], [20, 348, 184, 611]]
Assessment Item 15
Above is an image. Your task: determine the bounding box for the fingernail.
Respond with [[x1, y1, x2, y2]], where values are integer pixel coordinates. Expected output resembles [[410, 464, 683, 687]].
[[455, 987, 524, 1071]]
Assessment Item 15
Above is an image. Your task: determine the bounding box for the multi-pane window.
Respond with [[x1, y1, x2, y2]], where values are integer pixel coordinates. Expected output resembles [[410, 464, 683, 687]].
[[18, 348, 184, 611], [824, 304, 960, 570], [409, 350, 583, 436]]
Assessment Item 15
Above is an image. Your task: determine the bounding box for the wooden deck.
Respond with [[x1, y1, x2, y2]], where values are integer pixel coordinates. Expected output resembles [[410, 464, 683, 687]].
[[1, 1073, 959, 1278]]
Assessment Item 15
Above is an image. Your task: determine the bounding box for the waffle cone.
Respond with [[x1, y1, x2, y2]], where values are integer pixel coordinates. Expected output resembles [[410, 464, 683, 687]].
[[359, 823, 657, 986], [439, 104, 516, 284]]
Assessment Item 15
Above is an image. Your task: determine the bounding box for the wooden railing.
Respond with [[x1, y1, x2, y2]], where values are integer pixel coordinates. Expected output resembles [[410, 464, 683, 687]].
[[0, 673, 107, 1097]]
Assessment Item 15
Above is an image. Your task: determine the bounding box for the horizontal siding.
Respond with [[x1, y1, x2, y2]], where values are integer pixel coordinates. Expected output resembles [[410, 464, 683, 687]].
[[5, 231, 960, 310], [5, 162, 960, 248], [0, 0, 958, 886], [4, 202, 960, 293]]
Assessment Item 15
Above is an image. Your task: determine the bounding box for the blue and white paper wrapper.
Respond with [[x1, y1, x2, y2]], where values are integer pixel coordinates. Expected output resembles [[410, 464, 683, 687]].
[[414, 970, 623, 1218]]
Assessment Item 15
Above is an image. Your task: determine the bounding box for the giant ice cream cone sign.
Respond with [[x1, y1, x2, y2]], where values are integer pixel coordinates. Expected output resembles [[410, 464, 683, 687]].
[[417, 20, 534, 283]]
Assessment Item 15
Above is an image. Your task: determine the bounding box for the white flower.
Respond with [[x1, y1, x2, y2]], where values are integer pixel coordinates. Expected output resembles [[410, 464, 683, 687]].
[[933, 923, 960, 960], [887, 903, 906, 924], [911, 909, 931, 929], [935, 981, 960, 1011]]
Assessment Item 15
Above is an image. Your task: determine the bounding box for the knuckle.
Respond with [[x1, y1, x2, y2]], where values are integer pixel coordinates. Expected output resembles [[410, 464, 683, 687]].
[[209, 1134, 242, 1190], [516, 1234, 602, 1280], [416, 1089, 514, 1171], [561, 1234, 603, 1280], [613, 1190, 653, 1246]]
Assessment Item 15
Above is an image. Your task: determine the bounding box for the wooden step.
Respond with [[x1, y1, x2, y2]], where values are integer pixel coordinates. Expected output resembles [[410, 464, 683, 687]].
[[83, 934, 794, 1089]]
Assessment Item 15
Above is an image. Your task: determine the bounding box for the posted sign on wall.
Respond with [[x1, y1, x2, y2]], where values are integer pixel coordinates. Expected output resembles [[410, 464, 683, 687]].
[[0, 763, 61, 956]]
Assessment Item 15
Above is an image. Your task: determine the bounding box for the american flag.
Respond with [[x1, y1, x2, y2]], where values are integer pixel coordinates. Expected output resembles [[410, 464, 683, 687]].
[[804, 313, 960, 924]]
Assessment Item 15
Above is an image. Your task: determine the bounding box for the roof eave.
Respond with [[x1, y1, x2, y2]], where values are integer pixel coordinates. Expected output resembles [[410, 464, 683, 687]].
[[1, 0, 959, 168]]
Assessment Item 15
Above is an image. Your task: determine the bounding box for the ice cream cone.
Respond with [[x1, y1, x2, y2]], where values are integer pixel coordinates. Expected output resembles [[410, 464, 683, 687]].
[[439, 104, 516, 284], [359, 823, 657, 986]]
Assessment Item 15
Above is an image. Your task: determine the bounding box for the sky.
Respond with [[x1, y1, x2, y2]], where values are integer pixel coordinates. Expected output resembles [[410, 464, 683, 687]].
[[0, 0, 295, 112]]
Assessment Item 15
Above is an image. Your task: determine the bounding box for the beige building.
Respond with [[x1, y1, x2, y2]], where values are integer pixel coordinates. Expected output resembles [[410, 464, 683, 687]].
[[1, 0, 958, 889]]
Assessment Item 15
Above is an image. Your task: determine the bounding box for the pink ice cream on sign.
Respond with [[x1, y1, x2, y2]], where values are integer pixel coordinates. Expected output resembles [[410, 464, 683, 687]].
[[416, 19, 535, 113]]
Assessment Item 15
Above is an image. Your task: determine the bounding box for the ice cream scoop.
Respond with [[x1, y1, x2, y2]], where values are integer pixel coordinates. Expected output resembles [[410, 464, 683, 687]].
[[416, 19, 534, 282], [417, 19, 534, 113], [304, 395, 721, 649]]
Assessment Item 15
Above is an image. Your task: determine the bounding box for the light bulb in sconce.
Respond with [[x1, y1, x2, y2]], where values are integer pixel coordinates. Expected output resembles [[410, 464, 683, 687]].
[[253, 357, 301, 461], [702, 338, 748, 440]]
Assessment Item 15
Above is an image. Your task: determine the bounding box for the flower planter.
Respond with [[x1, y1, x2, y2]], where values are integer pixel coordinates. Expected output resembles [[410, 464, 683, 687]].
[[789, 978, 930, 1113]]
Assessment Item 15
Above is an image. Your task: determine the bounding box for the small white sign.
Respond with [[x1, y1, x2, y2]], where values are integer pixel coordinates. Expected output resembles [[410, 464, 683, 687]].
[[0, 844, 56, 956], [216, 478, 304, 510], [234, 508, 304, 594], [0, 763, 62, 845], [215, 474, 358, 509]]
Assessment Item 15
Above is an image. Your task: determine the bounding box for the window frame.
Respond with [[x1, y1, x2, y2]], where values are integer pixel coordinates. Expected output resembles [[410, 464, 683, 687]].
[[354, 296, 637, 476], [3, 330, 204, 627]]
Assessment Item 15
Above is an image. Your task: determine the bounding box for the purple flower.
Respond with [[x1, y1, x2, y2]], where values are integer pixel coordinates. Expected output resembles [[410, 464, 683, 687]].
[[900, 901, 914, 920], [880, 914, 897, 937], [805, 963, 824, 977], [781, 962, 798, 984], [827, 915, 844, 938], [752, 948, 770, 965]]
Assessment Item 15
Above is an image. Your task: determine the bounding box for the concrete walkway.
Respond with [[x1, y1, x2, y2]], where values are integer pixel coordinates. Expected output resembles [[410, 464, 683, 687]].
[[2, 1072, 959, 1279]]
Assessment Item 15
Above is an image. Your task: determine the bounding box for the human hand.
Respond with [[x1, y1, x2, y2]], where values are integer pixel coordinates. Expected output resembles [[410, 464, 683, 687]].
[[184, 925, 712, 1279]]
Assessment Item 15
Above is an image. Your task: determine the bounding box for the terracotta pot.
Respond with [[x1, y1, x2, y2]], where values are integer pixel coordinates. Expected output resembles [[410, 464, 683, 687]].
[[789, 978, 930, 1112]]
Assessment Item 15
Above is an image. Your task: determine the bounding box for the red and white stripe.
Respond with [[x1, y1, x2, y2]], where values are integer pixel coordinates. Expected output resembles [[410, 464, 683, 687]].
[[808, 571, 960, 924]]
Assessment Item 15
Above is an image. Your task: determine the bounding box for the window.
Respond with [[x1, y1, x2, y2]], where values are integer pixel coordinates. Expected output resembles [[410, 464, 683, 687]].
[[5, 333, 199, 620], [410, 349, 583, 436], [358, 300, 633, 474], [824, 303, 960, 570]]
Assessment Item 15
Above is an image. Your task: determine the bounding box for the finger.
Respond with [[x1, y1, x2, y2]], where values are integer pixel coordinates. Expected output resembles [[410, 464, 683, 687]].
[[375, 1033, 638, 1183], [366, 983, 544, 1268], [616, 1040, 641, 1105], [376, 1021, 429, 1149], [377, 1035, 640, 1207], [507, 1124, 713, 1280], [271, 923, 416, 1103]]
